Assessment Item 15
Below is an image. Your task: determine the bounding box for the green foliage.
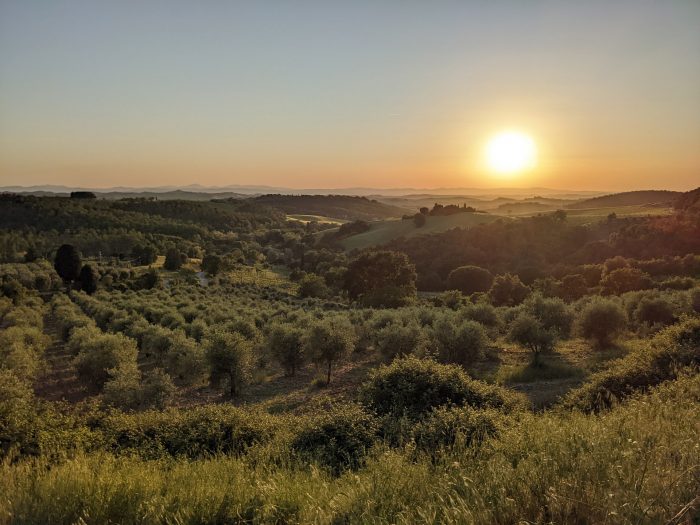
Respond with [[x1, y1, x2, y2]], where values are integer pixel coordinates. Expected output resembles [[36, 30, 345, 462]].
[[305, 316, 357, 384], [205, 330, 253, 396], [578, 298, 627, 348], [564, 316, 700, 412], [446, 265, 493, 295], [131, 244, 157, 265], [164, 248, 184, 271], [375, 321, 430, 361], [508, 314, 556, 365], [268, 323, 305, 376], [489, 273, 530, 307], [99, 405, 276, 458], [297, 273, 330, 299], [432, 315, 488, 366], [343, 250, 417, 308], [72, 328, 139, 390], [0, 369, 36, 456], [413, 406, 502, 452], [359, 356, 523, 419], [291, 404, 379, 473], [522, 293, 573, 338], [601, 267, 653, 295]]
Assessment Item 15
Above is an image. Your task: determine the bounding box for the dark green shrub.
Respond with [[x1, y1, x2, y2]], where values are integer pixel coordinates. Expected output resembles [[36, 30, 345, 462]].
[[375, 321, 430, 361], [413, 406, 502, 452], [205, 330, 252, 397], [359, 356, 523, 419], [291, 404, 379, 473], [100, 405, 275, 459]]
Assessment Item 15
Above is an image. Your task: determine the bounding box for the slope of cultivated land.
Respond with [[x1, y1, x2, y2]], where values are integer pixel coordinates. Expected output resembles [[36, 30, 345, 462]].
[[252, 194, 410, 221], [566, 190, 681, 209], [563, 204, 674, 225], [338, 212, 506, 251]]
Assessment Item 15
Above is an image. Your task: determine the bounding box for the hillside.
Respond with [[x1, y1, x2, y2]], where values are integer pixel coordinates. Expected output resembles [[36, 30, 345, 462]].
[[566, 190, 681, 209], [338, 212, 504, 251], [251, 194, 409, 221]]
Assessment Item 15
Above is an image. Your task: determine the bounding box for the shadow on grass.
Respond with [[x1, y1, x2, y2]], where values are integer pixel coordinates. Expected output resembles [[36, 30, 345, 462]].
[[497, 359, 585, 385]]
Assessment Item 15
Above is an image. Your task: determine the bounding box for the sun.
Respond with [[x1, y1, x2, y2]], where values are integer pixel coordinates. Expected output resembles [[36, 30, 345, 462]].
[[485, 131, 537, 176]]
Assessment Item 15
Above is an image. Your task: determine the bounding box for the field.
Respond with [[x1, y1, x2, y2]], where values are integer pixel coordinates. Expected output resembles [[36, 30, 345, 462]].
[[338, 212, 505, 251]]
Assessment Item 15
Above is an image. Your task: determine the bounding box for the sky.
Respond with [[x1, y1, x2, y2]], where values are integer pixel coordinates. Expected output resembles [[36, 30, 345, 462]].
[[1, 0, 699, 191]]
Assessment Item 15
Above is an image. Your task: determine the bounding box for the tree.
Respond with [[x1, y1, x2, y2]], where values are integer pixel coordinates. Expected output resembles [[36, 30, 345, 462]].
[[164, 248, 184, 271], [343, 251, 417, 308], [297, 273, 330, 298], [559, 274, 587, 302], [432, 317, 488, 367], [131, 245, 157, 266], [78, 264, 98, 295], [54, 244, 82, 290], [201, 254, 222, 275], [601, 268, 653, 295], [489, 273, 530, 306], [205, 330, 252, 397], [446, 266, 493, 295], [413, 213, 426, 228], [305, 317, 357, 384], [70, 191, 97, 199], [268, 324, 305, 376], [508, 314, 556, 366], [578, 298, 627, 348]]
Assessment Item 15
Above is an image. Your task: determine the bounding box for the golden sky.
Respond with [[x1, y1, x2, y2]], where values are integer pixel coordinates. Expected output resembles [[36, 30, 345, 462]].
[[1, 1, 699, 191]]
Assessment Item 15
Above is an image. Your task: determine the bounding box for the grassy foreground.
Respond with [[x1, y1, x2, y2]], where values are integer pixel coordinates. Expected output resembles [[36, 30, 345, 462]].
[[2, 374, 698, 525]]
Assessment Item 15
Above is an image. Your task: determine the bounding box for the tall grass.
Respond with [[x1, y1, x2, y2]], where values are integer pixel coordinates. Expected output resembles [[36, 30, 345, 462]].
[[1, 374, 698, 524]]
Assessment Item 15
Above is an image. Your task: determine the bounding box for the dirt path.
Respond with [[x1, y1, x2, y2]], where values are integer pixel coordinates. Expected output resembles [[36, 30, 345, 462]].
[[33, 313, 89, 403]]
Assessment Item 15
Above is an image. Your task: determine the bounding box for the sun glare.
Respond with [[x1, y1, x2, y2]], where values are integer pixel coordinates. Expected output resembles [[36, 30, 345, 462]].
[[486, 131, 537, 176]]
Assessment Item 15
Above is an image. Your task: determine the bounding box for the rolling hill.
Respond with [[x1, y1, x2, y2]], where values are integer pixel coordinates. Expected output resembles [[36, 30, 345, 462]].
[[336, 212, 505, 251], [251, 194, 409, 221], [566, 190, 681, 209]]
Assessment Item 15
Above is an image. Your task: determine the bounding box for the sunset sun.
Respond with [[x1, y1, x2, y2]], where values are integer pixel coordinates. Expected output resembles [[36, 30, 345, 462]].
[[486, 131, 537, 176]]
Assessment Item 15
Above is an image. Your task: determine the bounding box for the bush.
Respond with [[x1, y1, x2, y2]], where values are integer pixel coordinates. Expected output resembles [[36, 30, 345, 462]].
[[578, 298, 627, 348], [359, 356, 523, 419], [375, 321, 430, 361], [413, 406, 502, 452], [100, 405, 275, 459], [291, 404, 379, 473], [563, 316, 700, 412], [432, 316, 488, 367], [559, 274, 588, 301], [164, 248, 184, 271], [0, 369, 36, 457], [141, 368, 176, 409], [72, 329, 139, 390], [633, 296, 676, 328], [446, 266, 493, 295], [297, 273, 330, 299]]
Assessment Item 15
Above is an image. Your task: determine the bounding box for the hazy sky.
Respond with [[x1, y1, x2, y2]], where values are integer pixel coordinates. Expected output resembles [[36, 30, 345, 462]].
[[1, 0, 699, 191]]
